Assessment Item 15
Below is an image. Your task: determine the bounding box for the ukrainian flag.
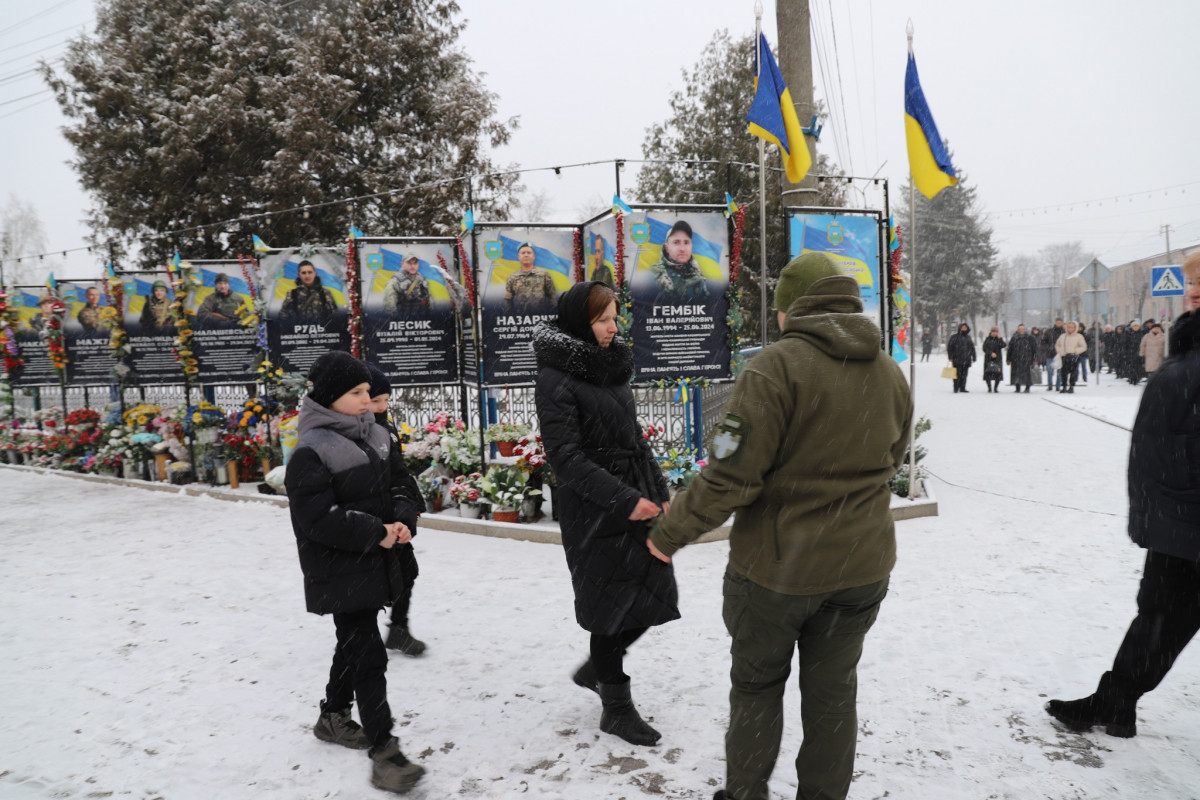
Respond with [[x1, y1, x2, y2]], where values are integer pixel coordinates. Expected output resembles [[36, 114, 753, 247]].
[[268, 261, 348, 306], [634, 216, 725, 280], [487, 236, 574, 292], [369, 248, 452, 303], [745, 33, 811, 184], [904, 51, 957, 199], [126, 274, 168, 314]]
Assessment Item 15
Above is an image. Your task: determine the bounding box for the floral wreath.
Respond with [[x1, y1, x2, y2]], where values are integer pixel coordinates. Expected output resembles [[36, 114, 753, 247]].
[[0, 290, 24, 378], [167, 259, 200, 379]]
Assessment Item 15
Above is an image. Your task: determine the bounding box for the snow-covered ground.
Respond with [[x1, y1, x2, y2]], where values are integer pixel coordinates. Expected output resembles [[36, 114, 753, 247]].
[[2, 359, 1197, 800]]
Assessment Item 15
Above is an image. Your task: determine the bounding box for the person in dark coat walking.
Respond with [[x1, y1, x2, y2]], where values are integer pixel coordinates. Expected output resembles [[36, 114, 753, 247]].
[[1112, 324, 1128, 379], [364, 363, 427, 657], [285, 351, 425, 794], [920, 329, 933, 361], [1046, 253, 1200, 739], [1042, 318, 1066, 390], [946, 322, 976, 393], [1007, 323, 1038, 392], [533, 281, 678, 747], [981, 327, 1005, 392]]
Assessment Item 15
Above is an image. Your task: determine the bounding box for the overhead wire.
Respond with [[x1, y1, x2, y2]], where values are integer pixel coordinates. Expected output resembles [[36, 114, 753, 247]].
[[0, 0, 81, 38]]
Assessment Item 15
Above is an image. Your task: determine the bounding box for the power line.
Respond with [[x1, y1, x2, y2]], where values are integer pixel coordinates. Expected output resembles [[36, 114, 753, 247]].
[[0, 0, 81, 38], [0, 93, 54, 120], [0, 87, 53, 107]]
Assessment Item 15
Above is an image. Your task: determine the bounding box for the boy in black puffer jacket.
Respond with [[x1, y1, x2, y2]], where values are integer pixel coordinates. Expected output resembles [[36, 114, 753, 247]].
[[285, 351, 425, 794]]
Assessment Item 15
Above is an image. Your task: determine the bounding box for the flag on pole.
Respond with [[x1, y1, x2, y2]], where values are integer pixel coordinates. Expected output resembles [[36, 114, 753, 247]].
[[745, 33, 811, 184], [348, 225, 365, 240], [892, 337, 909, 364], [45, 272, 57, 292], [904, 50, 957, 199], [252, 234, 271, 253], [105, 262, 116, 278], [460, 209, 474, 233], [611, 194, 632, 216], [724, 192, 739, 218]]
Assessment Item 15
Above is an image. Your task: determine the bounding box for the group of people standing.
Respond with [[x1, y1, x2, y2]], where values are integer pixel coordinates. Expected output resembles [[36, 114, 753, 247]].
[[284, 250, 914, 799], [944, 315, 1169, 393]]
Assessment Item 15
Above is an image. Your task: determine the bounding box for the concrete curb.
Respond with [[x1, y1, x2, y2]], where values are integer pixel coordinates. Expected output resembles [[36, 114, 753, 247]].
[[2, 463, 940, 542]]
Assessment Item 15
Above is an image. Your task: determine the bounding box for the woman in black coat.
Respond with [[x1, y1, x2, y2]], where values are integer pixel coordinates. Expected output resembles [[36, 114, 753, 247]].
[[981, 327, 1006, 392], [946, 322, 976, 393], [1007, 324, 1038, 393], [534, 281, 677, 747]]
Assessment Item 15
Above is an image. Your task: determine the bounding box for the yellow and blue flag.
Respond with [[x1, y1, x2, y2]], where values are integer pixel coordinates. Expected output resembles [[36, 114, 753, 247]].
[[348, 225, 365, 240], [745, 33, 811, 184], [460, 209, 474, 233], [105, 262, 116, 278], [612, 195, 632, 216], [486, 236, 574, 292], [724, 193, 739, 219], [252, 234, 271, 253], [904, 51, 957, 199], [45, 272, 57, 292]]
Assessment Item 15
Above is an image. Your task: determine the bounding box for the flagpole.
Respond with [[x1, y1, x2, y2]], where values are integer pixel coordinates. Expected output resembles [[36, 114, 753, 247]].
[[755, 2, 769, 346], [906, 20, 923, 500]]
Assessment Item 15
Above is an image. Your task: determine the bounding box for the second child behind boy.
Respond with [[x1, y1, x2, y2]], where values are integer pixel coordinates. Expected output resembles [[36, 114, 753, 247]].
[[285, 351, 425, 794], [364, 362, 427, 656]]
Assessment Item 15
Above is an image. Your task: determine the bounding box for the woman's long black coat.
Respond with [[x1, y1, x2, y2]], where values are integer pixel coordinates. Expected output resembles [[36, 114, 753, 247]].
[[1007, 332, 1038, 385], [982, 335, 1005, 380], [533, 323, 679, 635]]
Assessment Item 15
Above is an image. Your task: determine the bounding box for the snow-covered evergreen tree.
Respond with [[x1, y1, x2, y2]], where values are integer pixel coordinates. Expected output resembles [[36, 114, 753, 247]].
[[44, 0, 519, 268]]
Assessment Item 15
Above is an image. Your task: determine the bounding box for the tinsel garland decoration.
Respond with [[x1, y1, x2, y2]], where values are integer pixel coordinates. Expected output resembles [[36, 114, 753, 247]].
[[572, 229, 585, 283], [888, 225, 909, 337], [613, 212, 634, 343], [649, 377, 712, 399], [43, 297, 69, 378], [237, 254, 269, 352], [101, 271, 131, 383], [435, 251, 469, 310], [345, 236, 363, 358], [455, 236, 477, 308], [727, 206, 746, 376], [169, 261, 200, 379], [0, 290, 24, 377]]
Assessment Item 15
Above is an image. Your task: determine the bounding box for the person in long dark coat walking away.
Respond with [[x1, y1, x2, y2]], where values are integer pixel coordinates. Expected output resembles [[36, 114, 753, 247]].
[[1007, 323, 1038, 392], [920, 329, 933, 361], [1112, 324, 1128, 380], [947, 322, 976, 393], [1046, 252, 1200, 738], [533, 281, 678, 747], [981, 327, 1005, 392]]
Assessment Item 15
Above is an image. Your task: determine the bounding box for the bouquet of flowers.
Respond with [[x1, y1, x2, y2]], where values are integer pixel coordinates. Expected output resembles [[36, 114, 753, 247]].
[[64, 408, 102, 428], [124, 403, 163, 430], [661, 447, 705, 490], [128, 431, 164, 462], [231, 397, 277, 432], [513, 433, 553, 487], [448, 472, 486, 506], [484, 421, 531, 443], [480, 466, 540, 512], [440, 426, 482, 475], [403, 411, 461, 473]]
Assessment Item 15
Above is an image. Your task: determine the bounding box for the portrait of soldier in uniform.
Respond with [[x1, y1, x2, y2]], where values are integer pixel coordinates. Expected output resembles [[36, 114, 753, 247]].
[[383, 256, 431, 313], [651, 220, 707, 305], [504, 242, 557, 314], [280, 260, 339, 322]]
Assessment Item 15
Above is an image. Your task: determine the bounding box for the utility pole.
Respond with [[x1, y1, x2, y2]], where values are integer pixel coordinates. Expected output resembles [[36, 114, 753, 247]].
[[775, 0, 818, 204], [1161, 223, 1175, 322]]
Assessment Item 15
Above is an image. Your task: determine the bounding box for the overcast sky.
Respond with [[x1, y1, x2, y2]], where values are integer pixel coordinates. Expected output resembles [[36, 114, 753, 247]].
[[2, 0, 1198, 282]]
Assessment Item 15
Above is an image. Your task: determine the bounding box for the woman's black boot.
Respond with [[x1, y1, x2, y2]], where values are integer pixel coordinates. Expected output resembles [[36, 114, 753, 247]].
[[599, 679, 661, 746]]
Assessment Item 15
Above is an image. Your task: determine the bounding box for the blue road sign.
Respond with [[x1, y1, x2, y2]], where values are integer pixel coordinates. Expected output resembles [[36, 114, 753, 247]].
[[1151, 265, 1184, 297]]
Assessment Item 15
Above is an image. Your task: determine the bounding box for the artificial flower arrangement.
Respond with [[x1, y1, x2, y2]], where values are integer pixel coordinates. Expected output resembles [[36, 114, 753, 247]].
[[447, 472, 486, 507], [513, 433, 554, 488], [479, 466, 540, 513], [181, 401, 227, 434], [403, 411, 462, 473], [440, 425, 483, 476], [661, 447, 706, 490], [484, 421, 531, 443], [230, 397, 277, 432], [124, 403, 163, 430]]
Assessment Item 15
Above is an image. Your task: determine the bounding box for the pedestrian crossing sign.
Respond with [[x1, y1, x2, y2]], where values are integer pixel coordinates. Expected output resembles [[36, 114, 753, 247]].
[[1151, 265, 1184, 297]]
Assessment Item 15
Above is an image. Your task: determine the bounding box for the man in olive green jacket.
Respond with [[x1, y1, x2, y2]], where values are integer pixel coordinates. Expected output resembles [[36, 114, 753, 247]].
[[647, 252, 913, 800]]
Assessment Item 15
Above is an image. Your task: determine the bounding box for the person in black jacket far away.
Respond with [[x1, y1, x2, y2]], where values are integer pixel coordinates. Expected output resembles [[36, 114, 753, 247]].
[[285, 350, 425, 794]]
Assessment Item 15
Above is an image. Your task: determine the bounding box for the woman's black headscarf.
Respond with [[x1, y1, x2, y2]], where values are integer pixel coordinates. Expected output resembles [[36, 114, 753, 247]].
[[556, 280, 603, 345]]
